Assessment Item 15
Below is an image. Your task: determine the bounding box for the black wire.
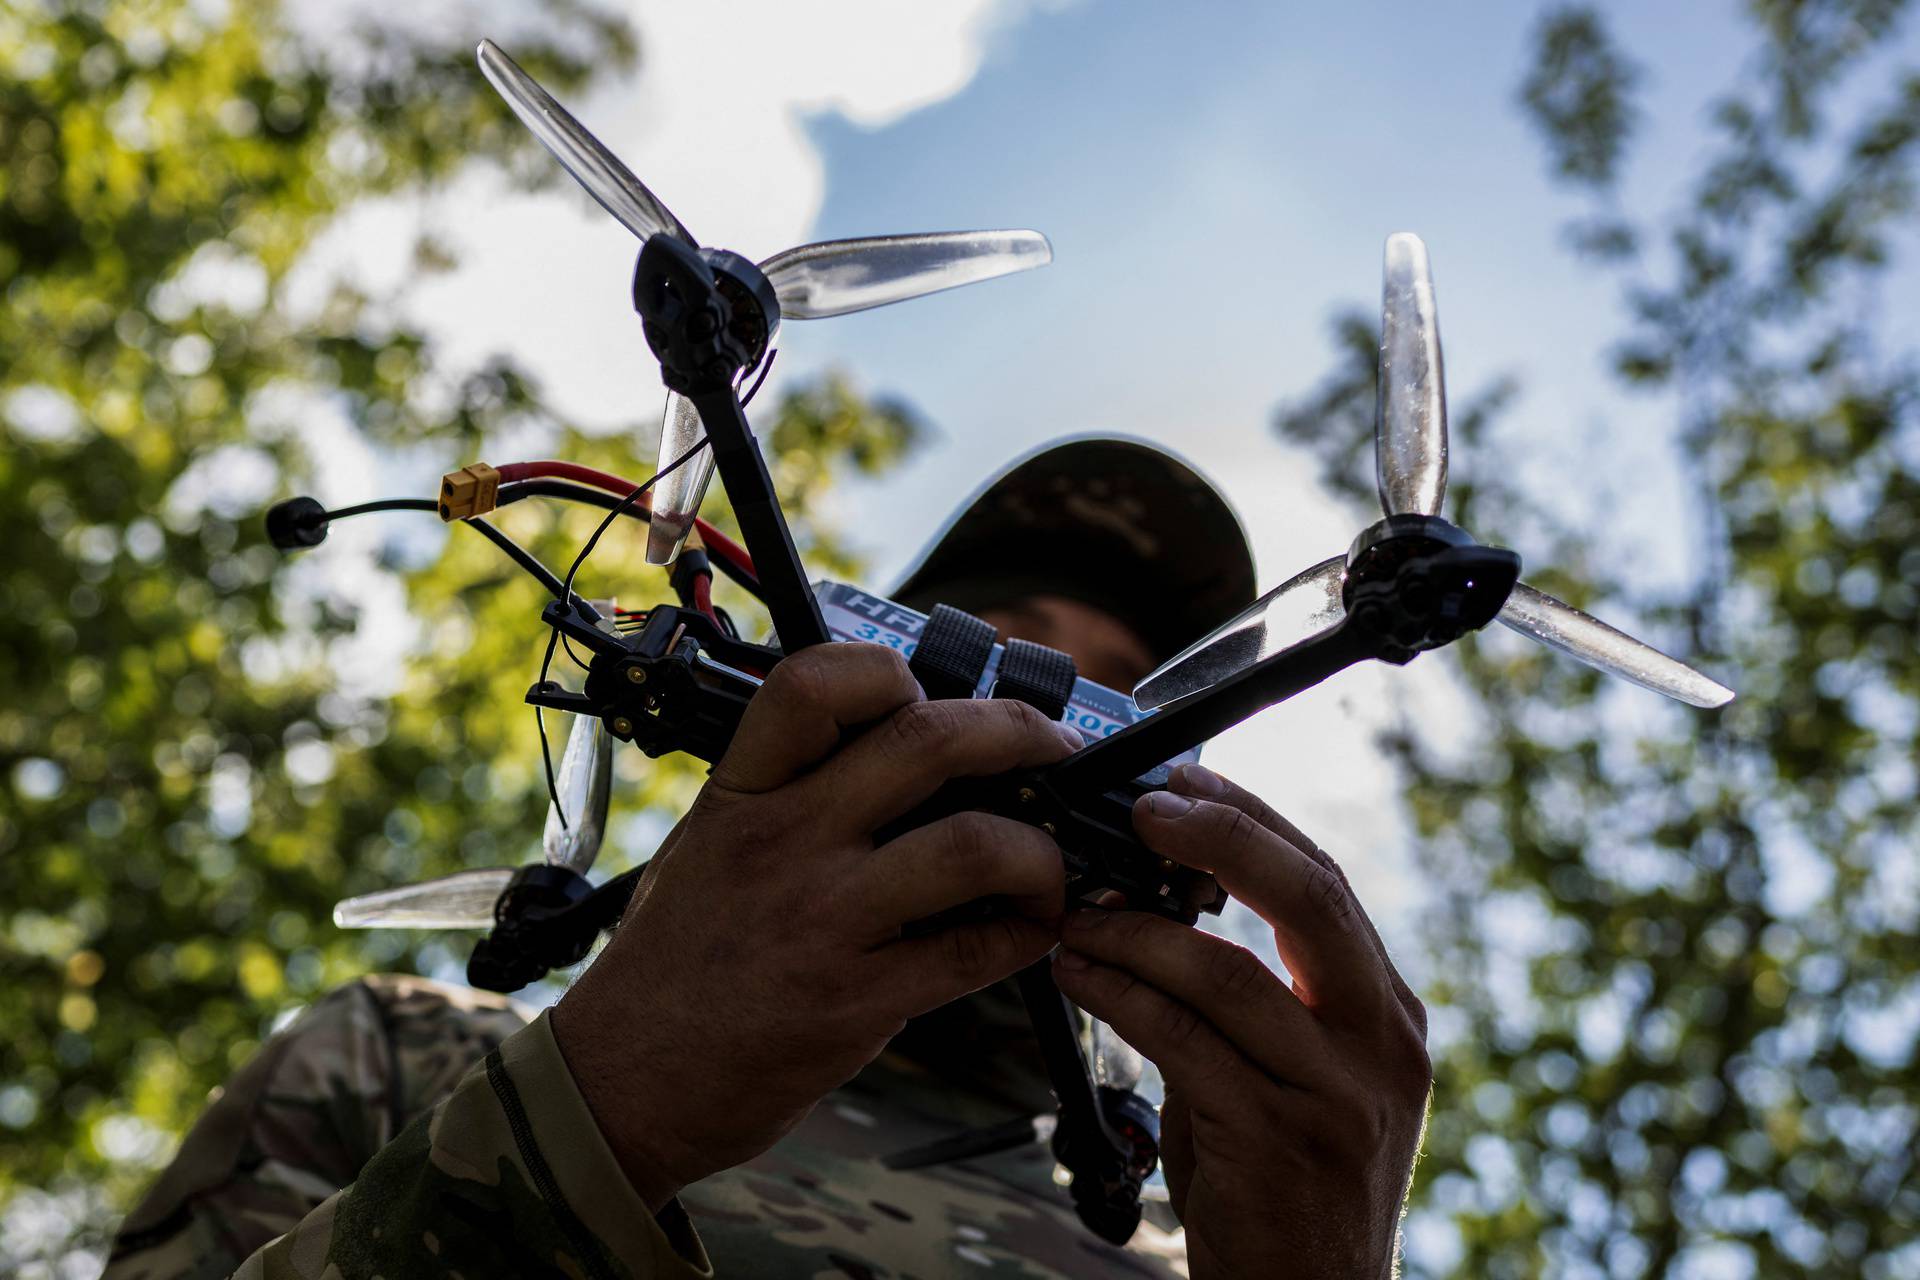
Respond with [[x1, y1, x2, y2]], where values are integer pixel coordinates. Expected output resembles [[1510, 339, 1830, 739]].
[[313, 442, 731, 834], [558, 630, 593, 676], [551, 444, 714, 675], [498, 479, 649, 519], [317, 499, 568, 600], [739, 347, 777, 408], [536, 629, 567, 831], [310, 493, 578, 828], [536, 436, 713, 831], [323, 497, 437, 519], [559, 436, 711, 609], [316, 479, 763, 599], [496, 479, 764, 600], [467, 518, 568, 601]]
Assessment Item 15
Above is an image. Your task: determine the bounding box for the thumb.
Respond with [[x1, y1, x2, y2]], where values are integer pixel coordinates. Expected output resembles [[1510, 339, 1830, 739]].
[[710, 643, 922, 793]]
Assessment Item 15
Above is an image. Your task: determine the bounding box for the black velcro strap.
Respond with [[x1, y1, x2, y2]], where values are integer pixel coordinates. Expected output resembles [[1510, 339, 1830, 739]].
[[910, 604, 998, 701], [992, 638, 1078, 721]]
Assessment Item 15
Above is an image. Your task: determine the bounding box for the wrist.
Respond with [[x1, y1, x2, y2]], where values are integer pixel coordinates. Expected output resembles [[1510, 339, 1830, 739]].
[[550, 986, 694, 1214]]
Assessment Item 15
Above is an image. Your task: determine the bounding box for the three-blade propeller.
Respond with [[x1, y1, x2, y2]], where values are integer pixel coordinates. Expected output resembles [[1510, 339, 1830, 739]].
[[477, 39, 1054, 565], [333, 713, 614, 930], [1133, 232, 1734, 713]]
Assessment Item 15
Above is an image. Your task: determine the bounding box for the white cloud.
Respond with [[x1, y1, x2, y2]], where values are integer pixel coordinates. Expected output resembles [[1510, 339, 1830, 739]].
[[286, 0, 1064, 432]]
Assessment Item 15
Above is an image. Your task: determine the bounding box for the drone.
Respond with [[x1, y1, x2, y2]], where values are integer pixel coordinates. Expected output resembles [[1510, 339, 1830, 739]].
[[269, 39, 1734, 1247]]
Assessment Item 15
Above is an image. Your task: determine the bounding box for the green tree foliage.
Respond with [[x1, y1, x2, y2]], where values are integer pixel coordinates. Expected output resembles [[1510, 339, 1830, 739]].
[[1281, 4, 1920, 1276], [0, 2, 920, 1268]]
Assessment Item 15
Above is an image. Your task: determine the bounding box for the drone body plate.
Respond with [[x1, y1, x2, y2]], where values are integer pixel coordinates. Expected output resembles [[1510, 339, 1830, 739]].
[[814, 581, 1201, 781]]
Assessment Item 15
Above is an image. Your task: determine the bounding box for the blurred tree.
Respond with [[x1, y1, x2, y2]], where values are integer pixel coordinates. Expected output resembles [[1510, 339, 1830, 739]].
[[0, 1, 920, 1271], [1280, 3, 1920, 1276]]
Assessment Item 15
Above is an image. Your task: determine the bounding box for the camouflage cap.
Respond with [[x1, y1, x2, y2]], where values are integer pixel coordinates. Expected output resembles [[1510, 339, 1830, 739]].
[[892, 436, 1257, 669]]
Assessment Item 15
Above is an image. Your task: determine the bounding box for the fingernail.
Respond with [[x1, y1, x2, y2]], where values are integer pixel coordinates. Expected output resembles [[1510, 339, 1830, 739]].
[[1146, 790, 1196, 817], [1054, 949, 1090, 971], [1053, 723, 1087, 752], [1066, 908, 1110, 930], [1176, 763, 1227, 798]]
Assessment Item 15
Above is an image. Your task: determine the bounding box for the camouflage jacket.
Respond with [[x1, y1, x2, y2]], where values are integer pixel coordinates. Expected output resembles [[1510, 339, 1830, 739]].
[[105, 975, 1189, 1279]]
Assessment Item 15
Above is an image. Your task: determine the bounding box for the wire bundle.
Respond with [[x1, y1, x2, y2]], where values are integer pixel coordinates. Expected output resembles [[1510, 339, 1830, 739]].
[[291, 441, 735, 832]]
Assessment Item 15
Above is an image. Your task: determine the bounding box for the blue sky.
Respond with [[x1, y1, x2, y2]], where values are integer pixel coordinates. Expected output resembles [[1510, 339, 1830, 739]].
[[794, 0, 1747, 577], [733, 0, 1764, 939]]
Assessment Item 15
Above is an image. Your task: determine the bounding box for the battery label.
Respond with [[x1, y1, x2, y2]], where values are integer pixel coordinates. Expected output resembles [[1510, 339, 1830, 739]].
[[815, 581, 1200, 777]]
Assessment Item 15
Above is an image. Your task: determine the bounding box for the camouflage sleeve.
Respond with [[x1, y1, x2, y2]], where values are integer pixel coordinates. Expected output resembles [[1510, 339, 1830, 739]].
[[238, 1010, 712, 1280]]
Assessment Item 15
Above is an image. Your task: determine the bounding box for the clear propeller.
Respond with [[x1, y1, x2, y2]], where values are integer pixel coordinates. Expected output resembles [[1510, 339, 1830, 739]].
[[476, 40, 1056, 568], [333, 868, 514, 930], [1137, 233, 1732, 709], [760, 231, 1053, 321], [542, 713, 615, 873], [333, 710, 618, 928], [643, 231, 1054, 564], [646, 393, 717, 564], [1497, 582, 1734, 707], [1376, 232, 1447, 518], [476, 40, 695, 245], [1132, 558, 1346, 711]]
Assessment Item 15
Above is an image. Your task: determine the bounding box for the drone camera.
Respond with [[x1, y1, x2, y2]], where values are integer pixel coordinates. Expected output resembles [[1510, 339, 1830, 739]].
[[439, 462, 502, 521]]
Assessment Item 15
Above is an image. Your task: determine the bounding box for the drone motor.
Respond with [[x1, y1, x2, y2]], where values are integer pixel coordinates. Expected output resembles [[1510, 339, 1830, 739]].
[[1343, 514, 1521, 661]]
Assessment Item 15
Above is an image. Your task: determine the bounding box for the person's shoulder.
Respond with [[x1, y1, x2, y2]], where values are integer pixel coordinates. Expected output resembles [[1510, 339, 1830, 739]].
[[105, 976, 535, 1280]]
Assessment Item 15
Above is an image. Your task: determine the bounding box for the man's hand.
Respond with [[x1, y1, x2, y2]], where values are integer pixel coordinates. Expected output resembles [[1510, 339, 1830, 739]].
[[551, 643, 1083, 1211], [1051, 763, 1431, 1280]]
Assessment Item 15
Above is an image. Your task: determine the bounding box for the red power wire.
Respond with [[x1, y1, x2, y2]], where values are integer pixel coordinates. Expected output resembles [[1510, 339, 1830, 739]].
[[495, 460, 755, 577]]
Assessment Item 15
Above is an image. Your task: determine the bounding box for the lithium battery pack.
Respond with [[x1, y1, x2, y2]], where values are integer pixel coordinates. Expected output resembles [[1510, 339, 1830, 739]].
[[814, 581, 1201, 781]]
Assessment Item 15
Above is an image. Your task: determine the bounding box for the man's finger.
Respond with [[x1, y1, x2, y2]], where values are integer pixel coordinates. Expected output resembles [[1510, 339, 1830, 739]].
[[1049, 950, 1250, 1090], [1131, 789, 1393, 1022], [1157, 1084, 1194, 1222], [1168, 764, 1424, 1026], [855, 812, 1065, 934], [709, 643, 922, 794], [881, 916, 1059, 1017], [1058, 909, 1328, 1086], [812, 697, 1084, 834]]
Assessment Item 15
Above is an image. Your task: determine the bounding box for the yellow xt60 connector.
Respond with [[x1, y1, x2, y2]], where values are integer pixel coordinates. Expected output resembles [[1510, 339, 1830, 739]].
[[439, 463, 501, 521]]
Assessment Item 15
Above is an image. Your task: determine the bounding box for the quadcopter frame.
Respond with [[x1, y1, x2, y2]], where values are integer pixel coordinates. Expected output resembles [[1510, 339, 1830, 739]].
[[304, 41, 1732, 1249], [489, 230, 1527, 1242]]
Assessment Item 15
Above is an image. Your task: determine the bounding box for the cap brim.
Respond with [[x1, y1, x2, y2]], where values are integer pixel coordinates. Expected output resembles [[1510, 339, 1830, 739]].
[[892, 435, 1257, 667]]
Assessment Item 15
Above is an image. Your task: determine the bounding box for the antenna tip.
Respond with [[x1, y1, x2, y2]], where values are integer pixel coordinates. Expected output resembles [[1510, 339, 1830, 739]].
[[265, 496, 328, 550]]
